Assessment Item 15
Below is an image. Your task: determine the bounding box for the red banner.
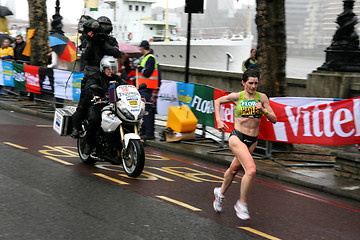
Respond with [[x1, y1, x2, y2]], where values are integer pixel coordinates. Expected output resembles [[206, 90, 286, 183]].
[[24, 65, 40, 94], [259, 97, 360, 145]]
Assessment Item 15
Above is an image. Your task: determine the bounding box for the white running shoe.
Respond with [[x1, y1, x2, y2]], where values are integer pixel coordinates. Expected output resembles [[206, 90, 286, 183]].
[[213, 187, 225, 212], [234, 201, 250, 220]]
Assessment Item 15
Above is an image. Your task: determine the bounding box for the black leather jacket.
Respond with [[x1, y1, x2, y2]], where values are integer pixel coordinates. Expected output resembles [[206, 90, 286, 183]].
[[84, 72, 128, 100]]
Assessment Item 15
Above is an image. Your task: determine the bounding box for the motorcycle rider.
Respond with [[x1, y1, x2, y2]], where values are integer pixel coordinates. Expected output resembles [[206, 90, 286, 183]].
[[71, 15, 122, 139], [71, 56, 128, 155]]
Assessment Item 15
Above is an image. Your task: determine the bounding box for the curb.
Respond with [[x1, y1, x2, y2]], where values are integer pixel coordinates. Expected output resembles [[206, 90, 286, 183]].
[[0, 101, 54, 121]]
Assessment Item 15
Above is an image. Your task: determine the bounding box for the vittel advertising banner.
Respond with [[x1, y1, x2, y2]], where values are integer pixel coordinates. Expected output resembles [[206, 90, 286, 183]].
[[213, 88, 234, 133], [258, 97, 360, 145]]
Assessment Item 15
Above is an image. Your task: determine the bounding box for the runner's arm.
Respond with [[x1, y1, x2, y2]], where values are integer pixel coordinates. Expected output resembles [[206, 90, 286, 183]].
[[258, 94, 277, 124]]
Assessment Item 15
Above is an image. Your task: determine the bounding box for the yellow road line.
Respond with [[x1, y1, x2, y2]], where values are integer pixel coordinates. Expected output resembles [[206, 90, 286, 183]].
[[94, 173, 129, 185], [3, 142, 28, 149], [36, 125, 52, 127], [40, 145, 78, 157], [240, 227, 281, 240], [44, 155, 74, 166], [156, 196, 202, 211]]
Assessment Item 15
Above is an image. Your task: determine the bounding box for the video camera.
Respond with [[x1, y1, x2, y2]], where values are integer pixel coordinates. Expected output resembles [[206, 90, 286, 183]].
[[79, 15, 113, 41]]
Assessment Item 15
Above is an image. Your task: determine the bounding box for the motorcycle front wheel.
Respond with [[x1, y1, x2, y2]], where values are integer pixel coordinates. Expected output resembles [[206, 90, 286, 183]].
[[77, 136, 97, 165], [122, 139, 145, 177]]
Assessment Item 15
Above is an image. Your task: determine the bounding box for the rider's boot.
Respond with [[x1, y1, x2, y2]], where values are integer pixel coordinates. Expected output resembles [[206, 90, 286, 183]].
[[71, 128, 80, 139]]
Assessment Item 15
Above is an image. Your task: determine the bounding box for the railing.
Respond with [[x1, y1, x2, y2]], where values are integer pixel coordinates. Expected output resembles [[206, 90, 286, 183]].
[[154, 115, 336, 168]]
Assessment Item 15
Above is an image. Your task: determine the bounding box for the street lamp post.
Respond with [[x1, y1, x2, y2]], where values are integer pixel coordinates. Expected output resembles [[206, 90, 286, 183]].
[[164, 0, 170, 42], [184, 0, 204, 83], [50, 0, 64, 34], [318, 0, 360, 72], [50, 0, 65, 108]]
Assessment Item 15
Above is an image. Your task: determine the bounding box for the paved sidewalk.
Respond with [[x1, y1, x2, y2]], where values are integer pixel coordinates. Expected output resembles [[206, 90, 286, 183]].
[[1, 95, 360, 202]]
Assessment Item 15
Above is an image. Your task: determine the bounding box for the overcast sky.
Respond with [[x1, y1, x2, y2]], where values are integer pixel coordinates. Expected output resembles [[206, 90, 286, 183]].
[[3, 0, 253, 23]]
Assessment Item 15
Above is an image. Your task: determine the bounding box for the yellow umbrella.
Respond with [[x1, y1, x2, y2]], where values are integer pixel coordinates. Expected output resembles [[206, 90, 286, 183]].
[[22, 29, 35, 57]]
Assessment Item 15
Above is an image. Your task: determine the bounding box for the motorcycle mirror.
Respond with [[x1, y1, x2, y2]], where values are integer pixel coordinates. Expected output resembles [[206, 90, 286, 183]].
[[138, 83, 147, 90]]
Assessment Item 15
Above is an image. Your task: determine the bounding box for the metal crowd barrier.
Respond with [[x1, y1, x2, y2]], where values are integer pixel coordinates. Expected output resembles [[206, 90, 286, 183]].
[[154, 118, 335, 168]]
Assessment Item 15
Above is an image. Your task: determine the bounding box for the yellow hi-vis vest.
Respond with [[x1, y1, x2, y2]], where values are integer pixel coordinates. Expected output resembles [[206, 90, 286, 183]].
[[138, 54, 159, 89]]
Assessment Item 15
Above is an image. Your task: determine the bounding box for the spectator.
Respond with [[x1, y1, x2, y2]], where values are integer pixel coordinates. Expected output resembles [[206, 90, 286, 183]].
[[13, 35, 30, 64], [47, 40, 67, 108], [119, 58, 136, 85], [136, 40, 160, 141], [47, 41, 67, 70], [0, 39, 14, 60], [242, 48, 257, 72]]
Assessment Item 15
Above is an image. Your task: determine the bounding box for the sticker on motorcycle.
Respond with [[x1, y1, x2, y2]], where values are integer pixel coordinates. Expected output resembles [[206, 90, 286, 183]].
[[129, 100, 138, 106]]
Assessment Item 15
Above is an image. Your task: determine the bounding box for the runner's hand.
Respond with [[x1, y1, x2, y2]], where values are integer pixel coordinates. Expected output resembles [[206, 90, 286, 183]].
[[255, 101, 264, 112], [217, 120, 229, 132]]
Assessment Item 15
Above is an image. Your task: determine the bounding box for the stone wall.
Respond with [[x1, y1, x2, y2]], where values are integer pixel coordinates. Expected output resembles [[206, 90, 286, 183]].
[[307, 71, 360, 99], [334, 152, 360, 181], [161, 65, 242, 93], [161, 65, 360, 98]]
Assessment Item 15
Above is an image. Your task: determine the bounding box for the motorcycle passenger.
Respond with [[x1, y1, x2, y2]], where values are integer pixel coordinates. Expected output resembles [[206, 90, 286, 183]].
[[71, 56, 128, 155], [80, 15, 122, 83]]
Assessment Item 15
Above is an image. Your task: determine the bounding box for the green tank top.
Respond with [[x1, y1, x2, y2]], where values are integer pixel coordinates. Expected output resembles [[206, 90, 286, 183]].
[[234, 91, 263, 118]]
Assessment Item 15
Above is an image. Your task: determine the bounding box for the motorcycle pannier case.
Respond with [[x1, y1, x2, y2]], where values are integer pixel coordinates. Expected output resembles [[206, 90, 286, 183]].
[[53, 106, 76, 136], [166, 105, 198, 133]]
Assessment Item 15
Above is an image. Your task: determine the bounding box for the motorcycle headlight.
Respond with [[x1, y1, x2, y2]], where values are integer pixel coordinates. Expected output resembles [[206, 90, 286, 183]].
[[119, 107, 135, 120]]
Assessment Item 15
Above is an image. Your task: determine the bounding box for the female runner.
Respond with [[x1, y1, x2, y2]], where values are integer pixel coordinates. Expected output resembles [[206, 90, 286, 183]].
[[213, 69, 277, 220]]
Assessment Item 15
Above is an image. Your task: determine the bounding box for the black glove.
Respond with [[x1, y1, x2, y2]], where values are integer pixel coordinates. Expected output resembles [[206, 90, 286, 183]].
[[91, 96, 102, 104]]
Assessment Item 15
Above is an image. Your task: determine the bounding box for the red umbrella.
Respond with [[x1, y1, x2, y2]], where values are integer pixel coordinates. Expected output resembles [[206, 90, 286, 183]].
[[49, 33, 77, 62], [118, 42, 141, 54]]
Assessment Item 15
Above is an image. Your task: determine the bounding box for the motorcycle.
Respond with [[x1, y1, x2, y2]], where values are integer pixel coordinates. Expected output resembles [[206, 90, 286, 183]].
[[77, 82, 146, 178]]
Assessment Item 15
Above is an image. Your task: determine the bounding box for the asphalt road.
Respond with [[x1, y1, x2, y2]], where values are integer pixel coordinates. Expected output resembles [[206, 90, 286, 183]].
[[0, 109, 360, 240]]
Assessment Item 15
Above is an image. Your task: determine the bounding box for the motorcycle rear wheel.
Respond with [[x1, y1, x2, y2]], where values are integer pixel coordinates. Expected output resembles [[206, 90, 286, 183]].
[[122, 139, 145, 177], [77, 137, 97, 164]]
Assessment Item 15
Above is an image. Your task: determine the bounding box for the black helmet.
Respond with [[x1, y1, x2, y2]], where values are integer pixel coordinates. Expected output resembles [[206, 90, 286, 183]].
[[97, 16, 113, 34]]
